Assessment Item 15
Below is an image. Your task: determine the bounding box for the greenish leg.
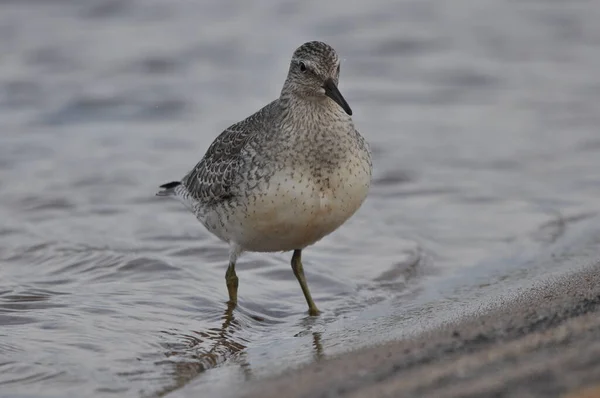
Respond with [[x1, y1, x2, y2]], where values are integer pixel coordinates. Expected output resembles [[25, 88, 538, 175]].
[[291, 249, 320, 316], [225, 262, 238, 305]]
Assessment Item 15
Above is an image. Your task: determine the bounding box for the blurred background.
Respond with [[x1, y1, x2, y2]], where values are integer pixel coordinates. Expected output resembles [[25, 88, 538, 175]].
[[1, 0, 600, 397]]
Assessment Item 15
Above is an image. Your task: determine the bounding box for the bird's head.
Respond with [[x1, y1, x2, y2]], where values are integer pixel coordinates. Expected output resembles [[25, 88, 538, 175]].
[[282, 41, 352, 116]]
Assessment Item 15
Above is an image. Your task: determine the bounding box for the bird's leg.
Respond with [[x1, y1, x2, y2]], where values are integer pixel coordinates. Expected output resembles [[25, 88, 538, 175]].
[[225, 261, 238, 306], [226, 244, 241, 306], [291, 249, 320, 316]]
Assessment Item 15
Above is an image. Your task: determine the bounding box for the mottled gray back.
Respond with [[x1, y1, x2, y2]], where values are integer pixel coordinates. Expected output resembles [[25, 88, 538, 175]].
[[182, 100, 280, 205]]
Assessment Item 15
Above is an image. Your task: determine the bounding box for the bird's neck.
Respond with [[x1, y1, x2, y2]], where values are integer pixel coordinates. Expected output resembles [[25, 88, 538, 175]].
[[280, 93, 352, 126]]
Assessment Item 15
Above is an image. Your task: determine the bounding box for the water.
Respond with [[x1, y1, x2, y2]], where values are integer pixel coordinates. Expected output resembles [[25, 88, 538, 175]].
[[1, 0, 600, 397]]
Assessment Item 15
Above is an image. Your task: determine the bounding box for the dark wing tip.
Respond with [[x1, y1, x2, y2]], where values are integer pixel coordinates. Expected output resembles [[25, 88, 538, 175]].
[[159, 181, 181, 189], [156, 181, 181, 197]]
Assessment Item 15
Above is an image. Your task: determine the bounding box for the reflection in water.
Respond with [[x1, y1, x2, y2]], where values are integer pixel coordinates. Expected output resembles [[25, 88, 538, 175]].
[[153, 303, 248, 398], [153, 303, 328, 397], [312, 332, 324, 362]]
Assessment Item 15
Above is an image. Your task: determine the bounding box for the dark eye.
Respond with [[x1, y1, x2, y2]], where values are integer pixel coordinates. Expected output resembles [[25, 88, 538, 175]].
[[299, 62, 307, 72]]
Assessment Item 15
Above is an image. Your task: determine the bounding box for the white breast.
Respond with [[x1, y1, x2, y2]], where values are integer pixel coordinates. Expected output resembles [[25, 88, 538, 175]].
[[223, 161, 371, 253]]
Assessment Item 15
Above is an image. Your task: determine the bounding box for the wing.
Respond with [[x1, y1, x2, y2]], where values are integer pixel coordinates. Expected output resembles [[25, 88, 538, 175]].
[[181, 101, 279, 205], [182, 125, 253, 204]]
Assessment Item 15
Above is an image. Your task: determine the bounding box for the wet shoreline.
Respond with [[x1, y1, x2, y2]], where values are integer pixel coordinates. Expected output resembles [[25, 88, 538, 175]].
[[239, 264, 600, 398]]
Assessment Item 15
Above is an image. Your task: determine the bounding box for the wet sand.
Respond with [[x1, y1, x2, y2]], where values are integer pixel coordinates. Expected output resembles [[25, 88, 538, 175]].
[[240, 264, 600, 398]]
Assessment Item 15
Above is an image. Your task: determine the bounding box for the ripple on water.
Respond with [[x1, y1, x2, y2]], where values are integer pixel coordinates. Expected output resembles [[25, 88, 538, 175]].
[[0, 80, 43, 108], [0, 289, 69, 327], [40, 92, 188, 126], [0, 366, 66, 387], [132, 55, 182, 75], [18, 195, 75, 212], [373, 169, 414, 186], [48, 250, 126, 278], [117, 256, 180, 274], [81, 0, 132, 20], [0, 314, 38, 326], [25, 46, 80, 74], [372, 37, 441, 57], [164, 239, 232, 261]]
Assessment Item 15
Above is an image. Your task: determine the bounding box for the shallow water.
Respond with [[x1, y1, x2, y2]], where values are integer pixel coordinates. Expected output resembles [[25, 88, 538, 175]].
[[1, 0, 600, 397]]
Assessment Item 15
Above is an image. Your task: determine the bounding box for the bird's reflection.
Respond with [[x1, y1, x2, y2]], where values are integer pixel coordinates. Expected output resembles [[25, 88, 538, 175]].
[[153, 302, 250, 397], [312, 331, 324, 361], [296, 313, 326, 362], [154, 302, 328, 397]]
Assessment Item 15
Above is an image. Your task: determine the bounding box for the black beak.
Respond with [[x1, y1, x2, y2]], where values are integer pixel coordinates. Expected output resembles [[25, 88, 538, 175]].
[[323, 78, 352, 115]]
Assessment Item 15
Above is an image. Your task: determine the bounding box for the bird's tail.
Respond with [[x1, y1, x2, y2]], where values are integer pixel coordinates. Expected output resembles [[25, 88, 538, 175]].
[[156, 181, 181, 196]]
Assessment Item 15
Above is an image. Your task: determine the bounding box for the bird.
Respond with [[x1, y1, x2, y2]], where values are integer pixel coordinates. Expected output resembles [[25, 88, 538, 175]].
[[156, 41, 372, 316]]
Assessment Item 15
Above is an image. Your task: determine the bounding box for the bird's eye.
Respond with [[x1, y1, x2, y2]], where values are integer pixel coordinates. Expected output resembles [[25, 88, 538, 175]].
[[299, 62, 307, 72]]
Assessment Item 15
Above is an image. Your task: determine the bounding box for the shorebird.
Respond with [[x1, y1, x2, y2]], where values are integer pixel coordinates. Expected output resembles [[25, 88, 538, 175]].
[[157, 41, 372, 316]]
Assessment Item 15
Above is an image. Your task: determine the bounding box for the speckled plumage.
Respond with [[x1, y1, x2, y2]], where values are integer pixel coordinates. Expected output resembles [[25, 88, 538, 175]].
[[157, 41, 372, 314]]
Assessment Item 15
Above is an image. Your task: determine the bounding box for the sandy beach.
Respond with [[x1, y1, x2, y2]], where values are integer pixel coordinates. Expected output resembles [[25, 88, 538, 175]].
[[240, 264, 600, 398]]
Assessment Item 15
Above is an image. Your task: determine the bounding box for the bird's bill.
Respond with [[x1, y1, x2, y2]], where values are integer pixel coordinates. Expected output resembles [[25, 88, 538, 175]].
[[323, 78, 352, 116]]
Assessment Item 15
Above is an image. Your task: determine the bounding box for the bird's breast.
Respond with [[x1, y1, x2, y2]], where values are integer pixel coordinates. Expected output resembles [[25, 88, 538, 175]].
[[231, 154, 371, 252]]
